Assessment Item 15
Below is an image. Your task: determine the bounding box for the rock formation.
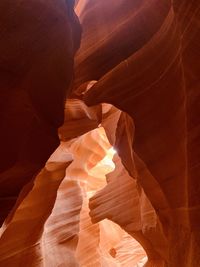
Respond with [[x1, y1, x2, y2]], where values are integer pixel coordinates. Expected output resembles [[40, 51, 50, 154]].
[[0, 0, 81, 225], [0, 0, 199, 266]]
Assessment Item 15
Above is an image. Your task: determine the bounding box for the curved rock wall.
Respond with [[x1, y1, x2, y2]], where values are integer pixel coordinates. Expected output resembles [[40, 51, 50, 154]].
[[0, 0, 81, 225], [0, 0, 199, 266]]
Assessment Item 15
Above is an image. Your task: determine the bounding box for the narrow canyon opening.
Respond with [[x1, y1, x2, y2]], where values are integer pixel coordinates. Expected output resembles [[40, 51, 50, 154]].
[[42, 124, 147, 266], [0, 1, 199, 266]]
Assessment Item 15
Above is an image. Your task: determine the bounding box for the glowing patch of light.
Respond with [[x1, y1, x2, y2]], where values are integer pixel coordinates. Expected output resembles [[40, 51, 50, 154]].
[[110, 147, 117, 155], [89, 147, 116, 178]]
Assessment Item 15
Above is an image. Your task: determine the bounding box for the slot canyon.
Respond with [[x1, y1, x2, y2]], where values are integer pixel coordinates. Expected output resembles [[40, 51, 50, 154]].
[[0, 0, 199, 266]]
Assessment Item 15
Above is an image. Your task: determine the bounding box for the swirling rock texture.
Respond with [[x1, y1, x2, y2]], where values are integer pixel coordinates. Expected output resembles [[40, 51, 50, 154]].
[[0, 0, 81, 225], [0, 0, 200, 267]]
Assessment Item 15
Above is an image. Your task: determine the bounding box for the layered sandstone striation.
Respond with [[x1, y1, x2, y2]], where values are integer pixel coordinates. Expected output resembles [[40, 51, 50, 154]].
[[0, 0, 81, 225], [0, 0, 200, 266]]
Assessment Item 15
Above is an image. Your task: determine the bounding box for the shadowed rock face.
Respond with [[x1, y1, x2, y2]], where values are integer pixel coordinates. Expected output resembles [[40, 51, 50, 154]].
[[74, 0, 171, 87], [0, 0, 200, 266], [0, 0, 81, 225], [82, 0, 200, 265]]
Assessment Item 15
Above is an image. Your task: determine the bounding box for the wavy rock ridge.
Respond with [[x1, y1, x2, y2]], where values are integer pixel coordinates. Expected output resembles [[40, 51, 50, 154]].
[[0, 0, 200, 266]]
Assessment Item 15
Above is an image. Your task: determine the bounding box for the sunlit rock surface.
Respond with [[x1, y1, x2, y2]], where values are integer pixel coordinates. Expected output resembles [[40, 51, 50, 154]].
[[0, 0, 200, 266], [0, 117, 147, 266]]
